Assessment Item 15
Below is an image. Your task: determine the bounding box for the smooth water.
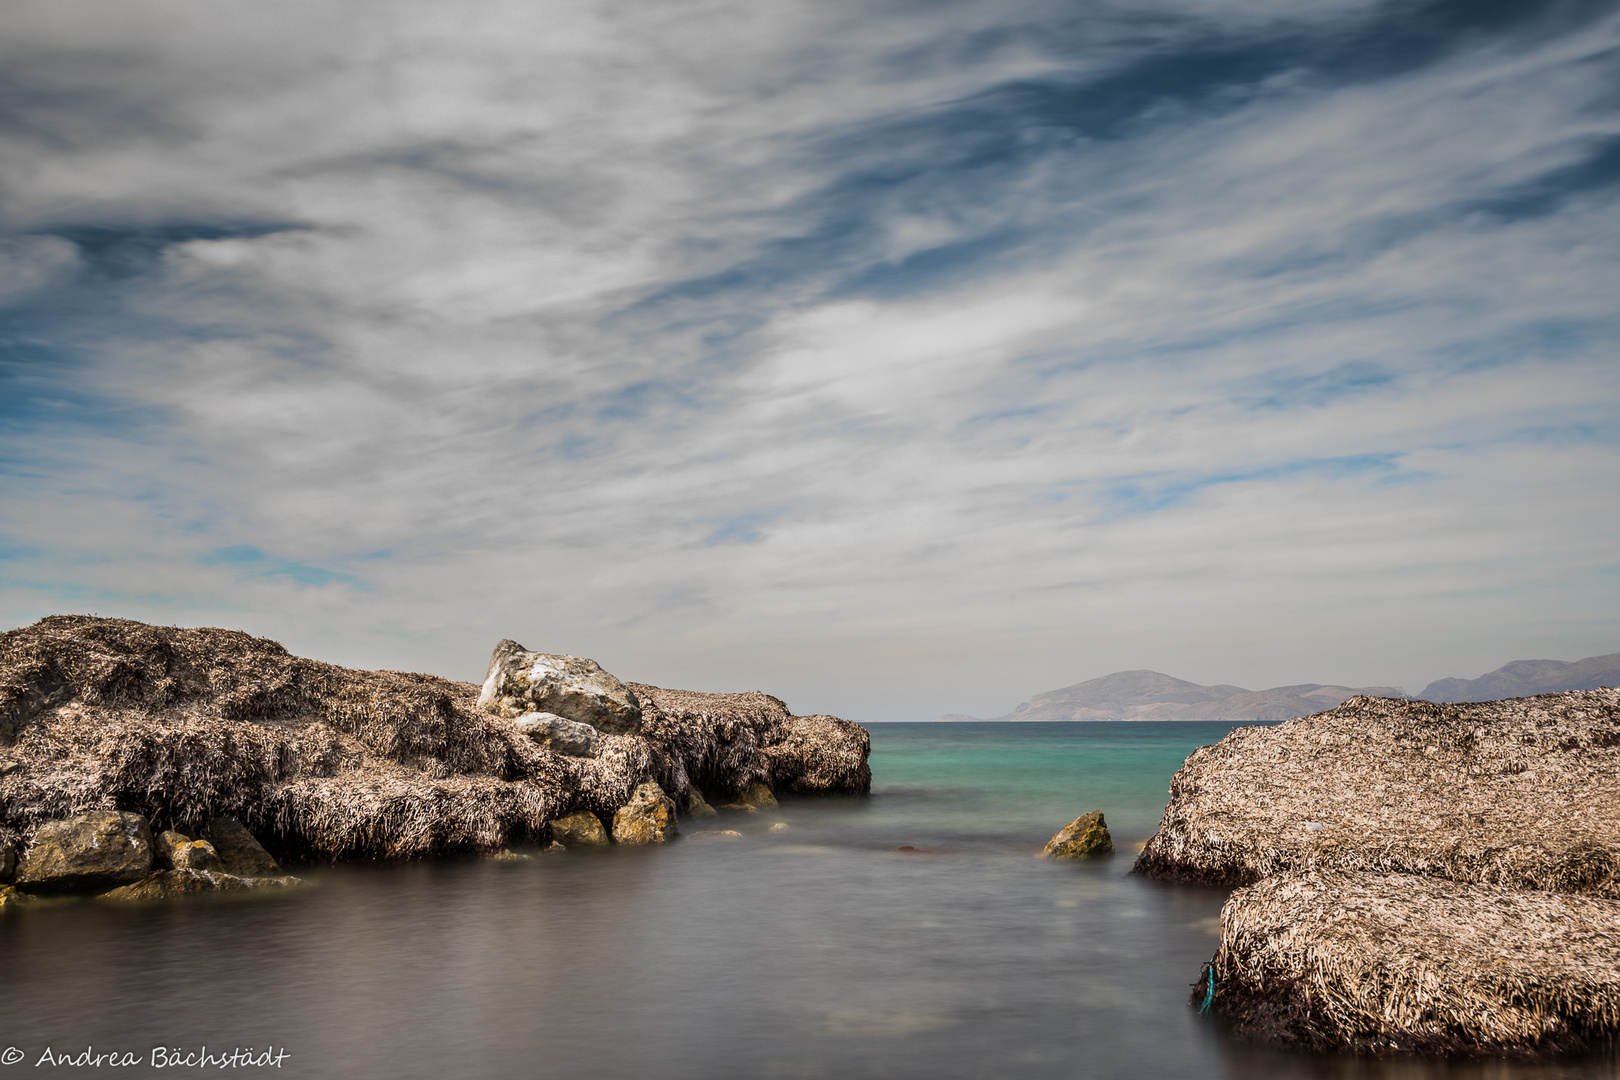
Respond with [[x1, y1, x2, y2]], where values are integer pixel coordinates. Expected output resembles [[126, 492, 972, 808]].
[[2, 722, 1614, 1079]]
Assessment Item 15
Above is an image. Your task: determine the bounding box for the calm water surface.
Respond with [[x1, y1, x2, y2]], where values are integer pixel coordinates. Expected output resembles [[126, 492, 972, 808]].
[[2, 722, 1613, 1078]]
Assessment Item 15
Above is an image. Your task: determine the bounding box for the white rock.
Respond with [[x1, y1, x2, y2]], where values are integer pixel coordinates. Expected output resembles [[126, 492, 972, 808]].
[[511, 712, 601, 758], [477, 639, 642, 734]]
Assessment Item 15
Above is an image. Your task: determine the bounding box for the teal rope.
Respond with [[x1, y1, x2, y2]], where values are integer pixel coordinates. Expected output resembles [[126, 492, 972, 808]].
[[1198, 966, 1215, 1015]]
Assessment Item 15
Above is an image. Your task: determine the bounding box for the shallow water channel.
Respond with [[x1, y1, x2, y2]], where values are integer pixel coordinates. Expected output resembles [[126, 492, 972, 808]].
[[2, 722, 1614, 1079]]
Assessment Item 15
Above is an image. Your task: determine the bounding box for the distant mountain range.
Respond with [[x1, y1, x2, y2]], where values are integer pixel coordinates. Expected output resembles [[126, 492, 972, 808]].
[[938, 651, 1620, 722], [1417, 651, 1620, 703]]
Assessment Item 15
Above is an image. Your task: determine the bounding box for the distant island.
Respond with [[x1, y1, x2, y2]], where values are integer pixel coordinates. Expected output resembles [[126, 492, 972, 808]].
[[938, 650, 1620, 722]]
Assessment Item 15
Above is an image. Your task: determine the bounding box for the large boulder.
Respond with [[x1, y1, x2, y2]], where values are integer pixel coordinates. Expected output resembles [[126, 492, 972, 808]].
[[478, 640, 641, 734], [511, 712, 600, 758], [550, 810, 610, 848], [612, 782, 678, 845], [202, 817, 282, 876], [157, 830, 226, 873], [15, 811, 153, 892], [1042, 810, 1114, 859], [99, 869, 304, 901]]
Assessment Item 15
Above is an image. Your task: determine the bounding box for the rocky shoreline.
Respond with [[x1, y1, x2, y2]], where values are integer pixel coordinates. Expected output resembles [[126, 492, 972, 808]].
[[0, 616, 870, 905], [1135, 691, 1620, 1057]]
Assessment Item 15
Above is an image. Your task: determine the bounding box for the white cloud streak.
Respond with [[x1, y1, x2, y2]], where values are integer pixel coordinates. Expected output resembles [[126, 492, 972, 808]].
[[1, 0, 1617, 718]]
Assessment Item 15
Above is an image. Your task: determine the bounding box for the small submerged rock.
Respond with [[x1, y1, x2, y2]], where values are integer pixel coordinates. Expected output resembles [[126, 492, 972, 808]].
[[612, 782, 678, 845], [550, 810, 610, 848], [490, 849, 532, 863], [1042, 810, 1114, 860], [99, 869, 304, 902], [720, 781, 778, 813], [15, 811, 154, 892], [0, 883, 39, 908], [686, 786, 718, 818], [688, 830, 744, 842]]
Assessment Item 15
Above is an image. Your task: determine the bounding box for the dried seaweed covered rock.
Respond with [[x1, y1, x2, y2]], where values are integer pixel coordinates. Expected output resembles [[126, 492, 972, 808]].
[[478, 640, 641, 735], [611, 781, 678, 845], [1202, 871, 1620, 1057], [1135, 691, 1620, 896], [762, 715, 872, 795], [0, 616, 869, 868], [15, 810, 153, 893], [1042, 810, 1114, 859]]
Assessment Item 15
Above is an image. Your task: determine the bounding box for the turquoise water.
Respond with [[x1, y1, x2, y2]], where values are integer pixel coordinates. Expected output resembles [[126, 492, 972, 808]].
[[1, 721, 1614, 1078], [864, 720, 1241, 842]]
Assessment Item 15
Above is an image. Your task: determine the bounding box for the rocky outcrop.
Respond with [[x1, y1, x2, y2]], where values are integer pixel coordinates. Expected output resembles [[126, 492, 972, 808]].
[[1042, 810, 1113, 859], [511, 712, 600, 758], [14, 811, 153, 893], [761, 716, 871, 794], [99, 868, 304, 901], [1139, 690, 1620, 1057], [0, 616, 869, 870], [157, 830, 225, 872], [549, 810, 609, 848], [1134, 691, 1620, 894], [1, 841, 13, 881], [478, 640, 642, 735], [611, 782, 678, 845]]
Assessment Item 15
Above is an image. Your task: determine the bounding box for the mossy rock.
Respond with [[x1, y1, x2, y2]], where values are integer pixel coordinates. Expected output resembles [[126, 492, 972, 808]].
[[15, 811, 154, 892], [686, 786, 718, 818], [1043, 810, 1114, 859], [612, 782, 678, 845], [550, 810, 610, 848]]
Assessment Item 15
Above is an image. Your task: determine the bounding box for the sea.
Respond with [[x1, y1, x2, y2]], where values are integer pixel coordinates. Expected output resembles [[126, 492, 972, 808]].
[[3, 721, 1614, 1079]]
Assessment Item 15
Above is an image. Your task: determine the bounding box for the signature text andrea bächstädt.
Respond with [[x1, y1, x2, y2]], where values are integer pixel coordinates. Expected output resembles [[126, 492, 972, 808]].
[[1, 1045, 291, 1068]]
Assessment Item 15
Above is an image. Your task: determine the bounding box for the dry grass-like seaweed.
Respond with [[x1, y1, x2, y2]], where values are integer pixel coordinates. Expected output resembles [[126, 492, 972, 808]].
[[0, 616, 869, 863], [1202, 870, 1620, 1057], [1134, 692, 1620, 896]]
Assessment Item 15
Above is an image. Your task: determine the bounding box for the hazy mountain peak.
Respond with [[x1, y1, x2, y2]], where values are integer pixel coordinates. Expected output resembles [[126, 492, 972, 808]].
[[1418, 652, 1620, 702]]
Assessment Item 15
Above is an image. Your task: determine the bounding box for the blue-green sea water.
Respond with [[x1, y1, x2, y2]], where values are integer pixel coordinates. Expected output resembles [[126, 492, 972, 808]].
[[2, 722, 1613, 1079]]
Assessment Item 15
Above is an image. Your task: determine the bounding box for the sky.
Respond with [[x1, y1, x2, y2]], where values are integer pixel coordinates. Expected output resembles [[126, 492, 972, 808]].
[[2, 0, 1617, 721]]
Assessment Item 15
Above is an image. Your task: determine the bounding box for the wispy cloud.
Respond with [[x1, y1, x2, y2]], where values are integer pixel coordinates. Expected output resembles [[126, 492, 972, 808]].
[[1, 0, 1617, 718]]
